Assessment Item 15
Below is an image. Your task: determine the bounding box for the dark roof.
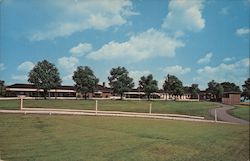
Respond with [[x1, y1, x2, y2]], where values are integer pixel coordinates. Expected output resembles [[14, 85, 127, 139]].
[[7, 83, 75, 90], [96, 85, 112, 92], [7, 83, 112, 92], [223, 91, 241, 94], [7, 83, 36, 88]]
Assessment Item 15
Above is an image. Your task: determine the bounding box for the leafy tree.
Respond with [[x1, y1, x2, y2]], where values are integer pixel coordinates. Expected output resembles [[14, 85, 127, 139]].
[[139, 74, 158, 100], [72, 66, 99, 100], [28, 60, 62, 99], [0, 80, 5, 96], [108, 66, 134, 100], [163, 74, 184, 97], [206, 80, 224, 102], [220, 82, 240, 92], [242, 78, 250, 100], [190, 84, 200, 99]]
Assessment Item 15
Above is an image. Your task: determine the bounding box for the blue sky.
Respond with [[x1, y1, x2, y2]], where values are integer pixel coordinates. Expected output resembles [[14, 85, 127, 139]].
[[0, 0, 249, 90]]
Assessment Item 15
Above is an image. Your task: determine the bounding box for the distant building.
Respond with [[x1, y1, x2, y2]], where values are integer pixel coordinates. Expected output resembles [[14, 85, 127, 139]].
[[222, 92, 241, 105], [5, 83, 197, 101], [5, 83, 112, 99]]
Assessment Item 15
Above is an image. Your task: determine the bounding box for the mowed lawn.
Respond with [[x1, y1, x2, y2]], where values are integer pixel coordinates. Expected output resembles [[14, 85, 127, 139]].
[[229, 105, 250, 121], [0, 114, 249, 161], [0, 99, 217, 118]]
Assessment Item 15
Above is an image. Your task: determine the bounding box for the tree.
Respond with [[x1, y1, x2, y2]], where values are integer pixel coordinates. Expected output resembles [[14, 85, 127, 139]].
[[220, 82, 240, 93], [139, 74, 158, 100], [242, 78, 250, 100], [206, 80, 224, 102], [108, 67, 134, 100], [190, 84, 200, 99], [163, 74, 184, 97], [28, 60, 62, 99], [0, 80, 5, 96], [72, 66, 99, 100]]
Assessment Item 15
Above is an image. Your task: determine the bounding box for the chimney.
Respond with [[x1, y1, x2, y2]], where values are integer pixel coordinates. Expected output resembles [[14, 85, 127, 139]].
[[103, 82, 105, 87]]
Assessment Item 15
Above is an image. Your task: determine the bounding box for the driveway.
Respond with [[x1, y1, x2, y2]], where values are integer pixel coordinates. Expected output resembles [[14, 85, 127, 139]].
[[210, 103, 249, 125]]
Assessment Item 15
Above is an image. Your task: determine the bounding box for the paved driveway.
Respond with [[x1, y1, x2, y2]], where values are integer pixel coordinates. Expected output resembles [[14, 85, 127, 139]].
[[210, 103, 249, 125]]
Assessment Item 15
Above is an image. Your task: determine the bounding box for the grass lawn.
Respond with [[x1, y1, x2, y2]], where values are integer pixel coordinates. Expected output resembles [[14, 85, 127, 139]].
[[229, 105, 250, 121], [0, 99, 216, 118], [0, 114, 249, 161]]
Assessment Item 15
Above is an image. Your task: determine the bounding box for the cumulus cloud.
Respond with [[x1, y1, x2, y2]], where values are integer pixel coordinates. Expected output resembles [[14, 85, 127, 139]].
[[162, 0, 205, 32], [162, 65, 191, 75], [29, 0, 138, 41], [223, 57, 235, 62], [62, 74, 74, 85], [87, 28, 185, 62], [197, 58, 250, 88], [57, 56, 79, 71], [70, 43, 92, 57], [236, 27, 250, 36], [197, 52, 213, 64], [17, 61, 34, 72], [11, 75, 28, 82], [0, 63, 5, 71]]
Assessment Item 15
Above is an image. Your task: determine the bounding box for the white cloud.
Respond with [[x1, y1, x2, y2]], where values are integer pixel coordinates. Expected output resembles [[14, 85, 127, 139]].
[[197, 52, 213, 64], [162, 65, 191, 75], [62, 74, 74, 85], [129, 70, 151, 87], [236, 27, 250, 36], [223, 57, 235, 62], [70, 43, 92, 57], [87, 28, 185, 62], [197, 58, 250, 89], [17, 61, 34, 72], [0, 63, 5, 71], [11, 75, 28, 82], [29, 0, 138, 41], [57, 56, 79, 71], [162, 0, 205, 32]]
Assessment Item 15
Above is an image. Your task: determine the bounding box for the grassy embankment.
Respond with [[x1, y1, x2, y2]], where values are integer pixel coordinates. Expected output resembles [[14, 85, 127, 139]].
[[229, 105, 250, 121]]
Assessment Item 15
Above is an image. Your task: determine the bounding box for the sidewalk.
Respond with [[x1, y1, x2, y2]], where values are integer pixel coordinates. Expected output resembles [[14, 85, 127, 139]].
[[209, 103, 249, 125]]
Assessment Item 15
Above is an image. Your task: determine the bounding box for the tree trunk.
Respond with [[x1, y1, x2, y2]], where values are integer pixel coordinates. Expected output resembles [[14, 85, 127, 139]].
[[84, 93, 87, 100], [44, 89, 47, 100], [147, 94, 150, 100], [120, 93, 123, 100]]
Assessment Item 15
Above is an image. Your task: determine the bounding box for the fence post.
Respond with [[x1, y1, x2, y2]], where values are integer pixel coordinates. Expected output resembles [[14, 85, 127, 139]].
[[215, 109, 217, 122], [95, 100, 98, 115], [19, 95, 25, 111], [149, 102, 152, 114]]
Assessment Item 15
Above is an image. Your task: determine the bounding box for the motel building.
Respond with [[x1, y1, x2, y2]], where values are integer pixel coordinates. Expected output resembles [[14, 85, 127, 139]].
[[5, 83, 113, 99], [5, 83, 195, 101]]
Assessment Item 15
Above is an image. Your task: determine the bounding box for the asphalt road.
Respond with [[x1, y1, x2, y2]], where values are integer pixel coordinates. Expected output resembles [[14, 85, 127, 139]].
[[210, 103, 249, 125]]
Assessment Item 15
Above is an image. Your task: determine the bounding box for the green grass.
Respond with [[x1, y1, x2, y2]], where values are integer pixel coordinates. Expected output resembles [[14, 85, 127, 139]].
[[229, 105, 250, 121], [0, 100, 20, 110], [0, 99, 217, 118], [0, 114, 249, 161]]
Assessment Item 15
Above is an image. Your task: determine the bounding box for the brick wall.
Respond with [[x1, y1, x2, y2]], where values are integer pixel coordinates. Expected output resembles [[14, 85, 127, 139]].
[[222, 94, 240, 105]]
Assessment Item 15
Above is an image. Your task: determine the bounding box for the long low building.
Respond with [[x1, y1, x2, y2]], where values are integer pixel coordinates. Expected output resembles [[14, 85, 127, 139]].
[[5, 83, 113, 99], [5, 83, 195, 100]]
